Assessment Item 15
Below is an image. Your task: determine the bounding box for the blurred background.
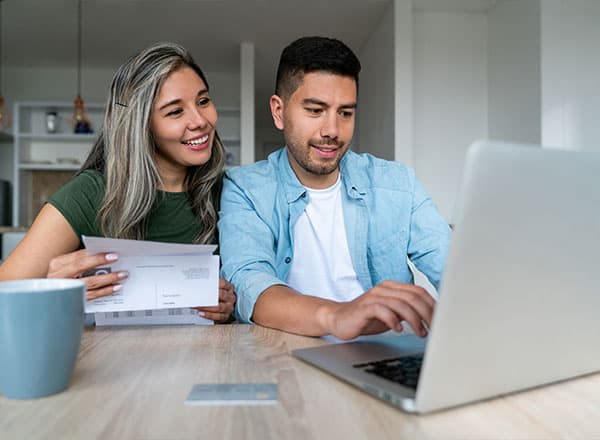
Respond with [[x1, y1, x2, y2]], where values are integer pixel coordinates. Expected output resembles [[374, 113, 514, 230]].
[[0, 0, 598, 232]]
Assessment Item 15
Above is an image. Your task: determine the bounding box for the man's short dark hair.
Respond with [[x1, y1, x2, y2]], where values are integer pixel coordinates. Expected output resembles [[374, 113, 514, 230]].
[[275, 36, 361, 100]]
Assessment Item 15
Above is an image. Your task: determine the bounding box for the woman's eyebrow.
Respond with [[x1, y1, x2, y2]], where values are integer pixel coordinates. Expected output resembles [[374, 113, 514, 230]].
[[158, 88, 209, 111]]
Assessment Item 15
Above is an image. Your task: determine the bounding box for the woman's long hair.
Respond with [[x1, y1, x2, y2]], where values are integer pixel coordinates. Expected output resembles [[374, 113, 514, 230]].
[[80, 42, 225, 244]]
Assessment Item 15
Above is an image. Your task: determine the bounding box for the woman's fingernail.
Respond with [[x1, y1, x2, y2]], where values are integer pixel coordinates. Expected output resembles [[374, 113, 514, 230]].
[[106, 253, 119, 261], [113, 284, 123, 293], [197, 311, 206, 317], [118, 271, 129, 279], [422, 321, 430, 336]]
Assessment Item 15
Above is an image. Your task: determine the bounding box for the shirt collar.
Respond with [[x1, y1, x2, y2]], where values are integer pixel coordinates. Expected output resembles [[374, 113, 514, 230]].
[[340, 150, 368, 198], [274, 147, 368, 203], [276, 148, 307, 204]]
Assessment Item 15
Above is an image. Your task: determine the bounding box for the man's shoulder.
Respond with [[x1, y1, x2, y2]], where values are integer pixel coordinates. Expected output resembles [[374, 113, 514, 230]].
[[225, 149, 284, 186], [343, 150, 415, 189], [221, 149, 288, 214]]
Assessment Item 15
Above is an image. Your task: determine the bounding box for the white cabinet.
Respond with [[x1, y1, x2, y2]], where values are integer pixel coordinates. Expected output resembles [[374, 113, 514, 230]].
[[12, 101, 104, 226], [218, 107, 242, 168]]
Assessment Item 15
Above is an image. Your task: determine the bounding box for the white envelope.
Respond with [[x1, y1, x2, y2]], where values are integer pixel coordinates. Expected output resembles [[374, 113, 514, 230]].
[[82, 236, 219, 313]]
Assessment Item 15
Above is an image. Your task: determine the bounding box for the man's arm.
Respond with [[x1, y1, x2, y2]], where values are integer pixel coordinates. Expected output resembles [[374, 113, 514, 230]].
[[407, 176, 451, 289], [218, 170, 288, 323], [253, 281, 435, 340]]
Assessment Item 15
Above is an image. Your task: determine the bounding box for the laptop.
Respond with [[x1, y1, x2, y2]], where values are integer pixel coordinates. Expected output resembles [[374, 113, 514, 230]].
[[292, 140, 600, 413]]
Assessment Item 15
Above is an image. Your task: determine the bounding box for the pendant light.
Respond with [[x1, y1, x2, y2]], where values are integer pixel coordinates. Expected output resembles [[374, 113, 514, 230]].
[[0, 0, 10, 131], [73, 0, 91, 134]]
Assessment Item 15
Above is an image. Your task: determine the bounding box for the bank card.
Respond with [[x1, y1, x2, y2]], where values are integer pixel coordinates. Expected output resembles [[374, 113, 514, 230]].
[[185, 383, 278, 406]]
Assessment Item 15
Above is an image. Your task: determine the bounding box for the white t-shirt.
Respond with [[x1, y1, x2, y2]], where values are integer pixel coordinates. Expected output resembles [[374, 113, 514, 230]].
[[286, 176, 365, 302]]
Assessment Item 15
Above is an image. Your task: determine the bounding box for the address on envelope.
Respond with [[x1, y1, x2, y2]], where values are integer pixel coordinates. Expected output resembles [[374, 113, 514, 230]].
[[82, 236, 219, 313]]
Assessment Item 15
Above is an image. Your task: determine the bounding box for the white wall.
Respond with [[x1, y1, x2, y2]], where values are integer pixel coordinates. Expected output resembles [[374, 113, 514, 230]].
[[4, 66, 114, 106], [488, 0, 540, 145], [394, 0, 415, 167], [413, 11, 488, 221], [3, 66, 240, 111], [240, 42, 255, 165], [255, 113, 284, 161], [357, 1, 395, 160], [541, 0, 600, 151]]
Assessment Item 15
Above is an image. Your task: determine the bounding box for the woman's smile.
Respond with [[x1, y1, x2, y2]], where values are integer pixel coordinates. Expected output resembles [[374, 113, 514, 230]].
[[183, 133, 210, 150]]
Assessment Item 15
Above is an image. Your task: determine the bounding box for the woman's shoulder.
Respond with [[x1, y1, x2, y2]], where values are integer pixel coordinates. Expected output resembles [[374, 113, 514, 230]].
[[74, 169, 106, 189], [48, 169, 105, 206], [46, 169, 106, 239]]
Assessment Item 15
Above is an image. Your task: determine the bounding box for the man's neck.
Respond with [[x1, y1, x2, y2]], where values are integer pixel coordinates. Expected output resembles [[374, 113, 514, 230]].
[[287, 157, 341, 190]]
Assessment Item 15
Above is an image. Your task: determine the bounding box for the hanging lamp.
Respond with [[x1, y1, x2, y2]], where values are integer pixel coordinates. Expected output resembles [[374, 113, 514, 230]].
[[73, 0, 91, 134]]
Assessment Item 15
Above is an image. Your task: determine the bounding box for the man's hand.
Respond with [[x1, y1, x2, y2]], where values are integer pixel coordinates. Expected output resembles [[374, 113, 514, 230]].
[[194, 278, 236, 323], [321, 281, 435, 340], [47, 249, 128, 301]]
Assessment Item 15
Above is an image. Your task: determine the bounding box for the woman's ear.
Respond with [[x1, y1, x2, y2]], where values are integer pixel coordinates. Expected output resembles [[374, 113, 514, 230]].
[[269, 95, 285, 130]]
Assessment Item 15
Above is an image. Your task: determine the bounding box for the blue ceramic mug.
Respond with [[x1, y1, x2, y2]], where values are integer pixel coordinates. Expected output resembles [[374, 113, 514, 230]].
[[0, 279, 85, 399]]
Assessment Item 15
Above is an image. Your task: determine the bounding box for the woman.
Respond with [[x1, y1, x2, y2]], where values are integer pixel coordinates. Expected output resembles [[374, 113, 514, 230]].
[[0, 42, 235, 323]]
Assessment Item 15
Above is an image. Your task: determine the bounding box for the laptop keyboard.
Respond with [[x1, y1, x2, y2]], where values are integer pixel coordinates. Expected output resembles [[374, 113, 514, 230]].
[[353, 353, 424, 390]]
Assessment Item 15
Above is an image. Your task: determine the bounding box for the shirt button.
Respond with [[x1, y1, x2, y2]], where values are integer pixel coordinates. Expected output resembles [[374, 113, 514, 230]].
[[285, 257, 291, 264], [301, 193, 306, 198]]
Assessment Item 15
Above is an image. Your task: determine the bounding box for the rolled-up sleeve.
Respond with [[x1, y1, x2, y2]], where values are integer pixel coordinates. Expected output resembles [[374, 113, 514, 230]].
[[407, 172, 451, 290], [218, 172, 288, 323]]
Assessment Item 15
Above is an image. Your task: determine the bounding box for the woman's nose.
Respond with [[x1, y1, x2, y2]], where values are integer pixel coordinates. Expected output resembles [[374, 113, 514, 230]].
[[188, 107, 209, 130]]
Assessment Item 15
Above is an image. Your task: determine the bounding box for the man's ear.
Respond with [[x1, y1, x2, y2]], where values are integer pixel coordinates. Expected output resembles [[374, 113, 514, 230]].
[[270, 95, 285, 130]]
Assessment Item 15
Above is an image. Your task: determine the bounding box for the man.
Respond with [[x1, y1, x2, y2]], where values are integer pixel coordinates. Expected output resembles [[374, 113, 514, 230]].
[[219, 36, 450, 339]]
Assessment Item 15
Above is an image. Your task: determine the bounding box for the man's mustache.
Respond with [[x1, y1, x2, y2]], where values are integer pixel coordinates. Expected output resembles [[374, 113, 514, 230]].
[[310, 138, 343, 148]]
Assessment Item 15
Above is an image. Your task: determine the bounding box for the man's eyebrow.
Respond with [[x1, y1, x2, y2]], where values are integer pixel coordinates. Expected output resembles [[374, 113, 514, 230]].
[[158, 88, 209, 111], [302, 98, 328, 107], [301, 98, 357, 109]]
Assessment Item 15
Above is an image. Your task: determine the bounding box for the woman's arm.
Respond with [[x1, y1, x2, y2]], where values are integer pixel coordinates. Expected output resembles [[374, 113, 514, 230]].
[[0, 204, 127, 299], [0, 204, 80, 279]]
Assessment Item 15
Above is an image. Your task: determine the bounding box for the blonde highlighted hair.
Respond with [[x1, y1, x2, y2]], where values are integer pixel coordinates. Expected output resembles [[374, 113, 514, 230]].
[[80, 42, 225, 244]]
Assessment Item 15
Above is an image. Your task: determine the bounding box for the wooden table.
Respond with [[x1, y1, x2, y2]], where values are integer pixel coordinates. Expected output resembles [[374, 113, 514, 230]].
[[2, 324, 600, 439]]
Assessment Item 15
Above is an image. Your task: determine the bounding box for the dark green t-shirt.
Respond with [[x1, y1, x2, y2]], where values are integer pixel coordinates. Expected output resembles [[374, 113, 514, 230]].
[[47, 170, 202, 244]]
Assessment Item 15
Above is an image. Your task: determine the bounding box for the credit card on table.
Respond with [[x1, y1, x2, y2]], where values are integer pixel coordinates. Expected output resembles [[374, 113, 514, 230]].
[[185, 383, 278, 405]]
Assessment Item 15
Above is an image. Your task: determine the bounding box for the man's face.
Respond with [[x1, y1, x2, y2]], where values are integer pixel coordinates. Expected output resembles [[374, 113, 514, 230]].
[[270, 72, 357, 189]]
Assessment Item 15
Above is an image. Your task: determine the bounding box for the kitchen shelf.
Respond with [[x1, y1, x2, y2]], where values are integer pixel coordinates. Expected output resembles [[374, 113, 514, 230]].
[[12, 101, 103, 227], [19, 163, 82, 171], [16, 133, 97, 141]]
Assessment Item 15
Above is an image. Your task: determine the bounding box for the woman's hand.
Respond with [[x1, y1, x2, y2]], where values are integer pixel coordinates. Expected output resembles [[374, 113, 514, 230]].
[[46, 249, 128, 301], [195, 278, 236, 323]]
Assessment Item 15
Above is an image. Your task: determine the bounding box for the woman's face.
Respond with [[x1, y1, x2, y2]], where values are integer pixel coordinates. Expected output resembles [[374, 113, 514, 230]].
[[150, 66, 218, 181]]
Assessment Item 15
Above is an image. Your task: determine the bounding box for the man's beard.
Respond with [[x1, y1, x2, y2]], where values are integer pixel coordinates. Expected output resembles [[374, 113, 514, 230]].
[[288, 137, 346, 176]]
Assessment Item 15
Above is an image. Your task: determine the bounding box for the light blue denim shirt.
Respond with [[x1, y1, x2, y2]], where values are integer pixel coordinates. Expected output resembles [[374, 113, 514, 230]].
[[219, 148, 451, 323]]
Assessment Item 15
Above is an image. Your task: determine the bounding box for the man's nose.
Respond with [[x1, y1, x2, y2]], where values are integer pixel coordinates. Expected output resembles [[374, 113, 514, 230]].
[[320, 112, 339, 140]]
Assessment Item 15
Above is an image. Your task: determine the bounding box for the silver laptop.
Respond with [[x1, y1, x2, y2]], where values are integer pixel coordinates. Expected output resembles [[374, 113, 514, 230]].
[[292, 140, 600, 413]]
